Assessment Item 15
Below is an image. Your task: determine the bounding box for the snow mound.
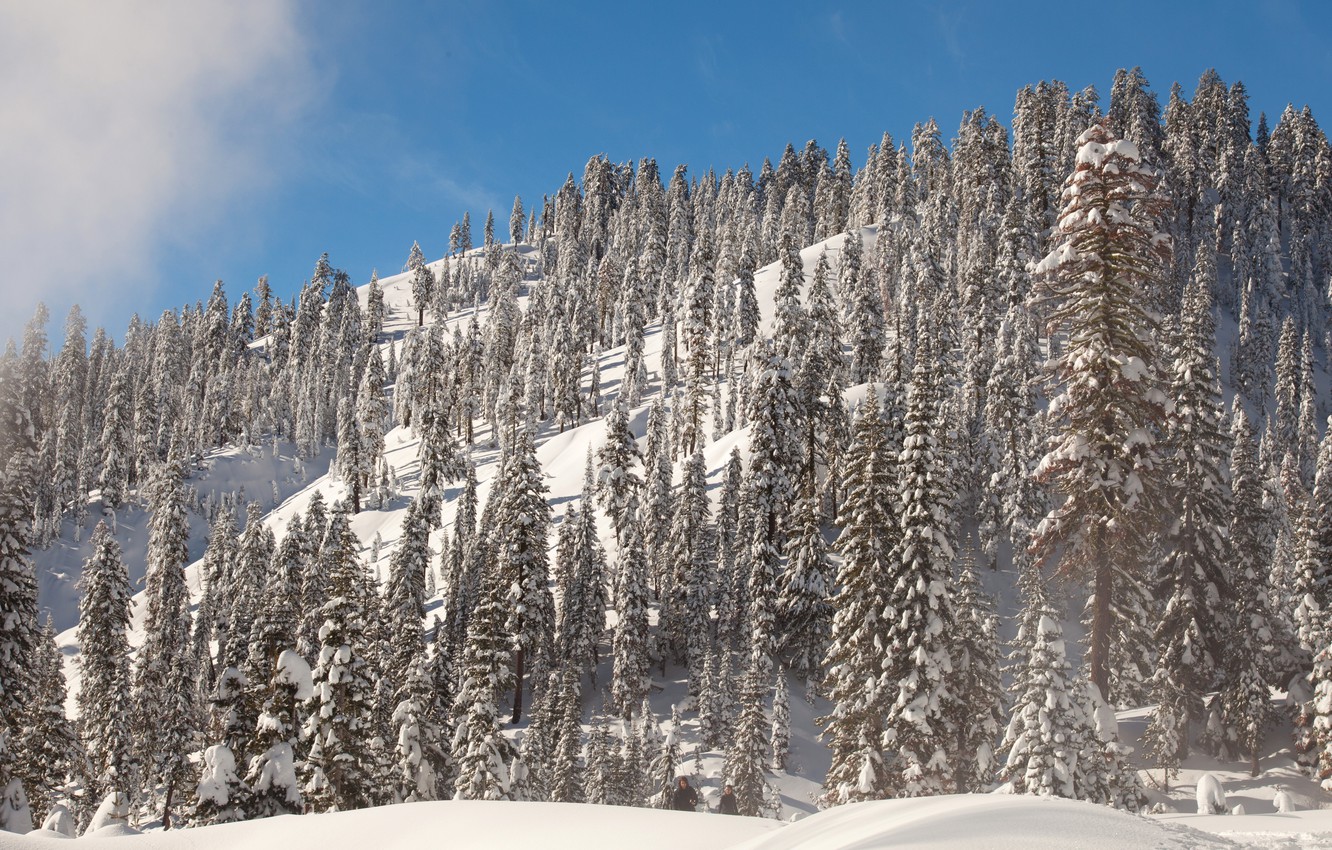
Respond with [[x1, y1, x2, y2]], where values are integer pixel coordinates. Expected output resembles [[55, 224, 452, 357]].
[[10, 800, 777, 850], [725, 794, 1236, 850]]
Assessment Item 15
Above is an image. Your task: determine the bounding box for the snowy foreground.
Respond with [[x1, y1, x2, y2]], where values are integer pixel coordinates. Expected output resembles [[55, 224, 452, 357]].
[[7, 796, 1332, 850]]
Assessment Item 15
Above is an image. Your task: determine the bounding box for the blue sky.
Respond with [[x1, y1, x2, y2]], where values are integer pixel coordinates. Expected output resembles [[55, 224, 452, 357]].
[[2, 0, 1330, 344]]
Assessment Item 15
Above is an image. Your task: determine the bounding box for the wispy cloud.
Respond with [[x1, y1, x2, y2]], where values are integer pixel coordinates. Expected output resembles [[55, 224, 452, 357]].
[[0, 0, 317, 337]]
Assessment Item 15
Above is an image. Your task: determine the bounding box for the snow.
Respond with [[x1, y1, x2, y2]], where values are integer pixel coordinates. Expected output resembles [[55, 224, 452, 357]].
[[1196, 772, 1228, 814], [276, 649, 313, 700], [9, 794, 1332, 850], [728, 795, 1236, 850]]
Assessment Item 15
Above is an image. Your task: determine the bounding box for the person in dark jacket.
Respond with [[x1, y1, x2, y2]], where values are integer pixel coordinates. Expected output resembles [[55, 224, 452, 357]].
[[671, 777, 698, 811], [717, 784, 739, 815]]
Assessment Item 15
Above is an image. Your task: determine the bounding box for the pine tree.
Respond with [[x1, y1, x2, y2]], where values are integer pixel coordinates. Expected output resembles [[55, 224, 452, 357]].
[[1030, 119, 1172, 702], [819, 388, 898, 805], [131, 460, 198, 829], [384, 496, 431, 695], [612, 514, 652, 720], [596, 400, 644, 547], [698, 648, 736, 750], [725, 667, 772, 817], [1219, 404, 1282, 776], [884, 352, 957, 797], [243, 650, 310, 818], [391, 654, 449, 802], [998, 585, 1082, 798], [16, 621, 87, 825], [408, 242, 432, 326], [661, 449, 712, 690], [495, 425, 553, 723], [1142, 264, 1232, 774], [76, 521, 134, 799], [451, 564, 516, 800], [246, 514, 306, 689], [302, 506, 380, 812], [948, 547, 1003, 792], [0, 361, 39, 834], [547, 672, 586, 804], [770, 671, 791, 771], [776, 489, 834, 686]]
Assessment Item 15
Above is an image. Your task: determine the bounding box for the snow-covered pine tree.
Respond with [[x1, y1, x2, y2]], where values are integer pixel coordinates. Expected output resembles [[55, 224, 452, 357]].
[[0, 361, 39, 833], [725, 666, 772, 817], [384, 496, 430, 696], [583, 722, 618, 806], [819, 387, 898, 805], [495, 424, 553, 723], [407, 242, 432, 326], [451, 561, 516, 800], [76, 521, 134, 800], [661, 449, 712, 690], [947, 545, 1002, 793], [131, 460, 198, 829], [596, 399, 644, 548], [1029, 118, 1172, 703], [417, 409, 466, 524], [190, 744, 243, 825], [302, 506, 380, 812], [612, 513, 652, 720], [641, 397, 674, 563], [841, 231, 884, 386], [681, 236, 715, 456], [698, 647, 736, 750], [16, 620, 87, 825], [391, 654, 450, 802], [771, 671, 791, 771], [980, 304, 1045, 571], [884, 350, 957, 797], [547, 671, 586, 804], [1219, 404, 1283, 775], [714, 449, 747, 653], [998, 586, 1082, 798], [246, 513, 306, 689], [243, 650, 310, 818], [776, 488, 834, 687], [192, 506, 238, 691], [1142, 261, 1232, 776]]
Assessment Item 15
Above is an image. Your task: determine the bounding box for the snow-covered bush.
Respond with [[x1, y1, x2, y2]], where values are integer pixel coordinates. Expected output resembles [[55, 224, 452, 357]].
[[1195, 773, 1227, 814]]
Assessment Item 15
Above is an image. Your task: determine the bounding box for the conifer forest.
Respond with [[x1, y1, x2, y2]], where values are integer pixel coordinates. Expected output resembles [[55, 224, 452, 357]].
[[4, 67, 1332, 838]]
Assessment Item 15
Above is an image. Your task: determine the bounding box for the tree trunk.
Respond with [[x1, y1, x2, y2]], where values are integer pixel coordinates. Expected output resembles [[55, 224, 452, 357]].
[[511, 646, 525, 724], [1090, 555, 1113, 702], [162, 777, 176, 830]]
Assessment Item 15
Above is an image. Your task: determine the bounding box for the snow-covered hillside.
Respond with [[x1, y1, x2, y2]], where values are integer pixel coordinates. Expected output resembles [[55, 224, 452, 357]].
[[9, 69, 1332, 848]]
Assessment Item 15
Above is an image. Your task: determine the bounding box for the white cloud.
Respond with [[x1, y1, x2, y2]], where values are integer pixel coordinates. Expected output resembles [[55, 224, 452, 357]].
[[0, 1, 316, 338]]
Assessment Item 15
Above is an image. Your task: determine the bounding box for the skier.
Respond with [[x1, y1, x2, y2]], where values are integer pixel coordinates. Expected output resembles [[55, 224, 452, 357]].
[[671, 776, 698, 812], [717, 783, 739, 815]]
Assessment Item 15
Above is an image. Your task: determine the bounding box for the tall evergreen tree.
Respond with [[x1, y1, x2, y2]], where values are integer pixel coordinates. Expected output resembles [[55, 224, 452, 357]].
[[1030, 119, 1172, 702], [495, 425, 553, 723], [76, 522, 134, 799], [819, 388, 898, 805], [883, 352, 957, 796], [1142, 265, 1232, 774], [131, 460, 198, 829], [1219, 404, 1282, 776], [302, 506, 380, 812]]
